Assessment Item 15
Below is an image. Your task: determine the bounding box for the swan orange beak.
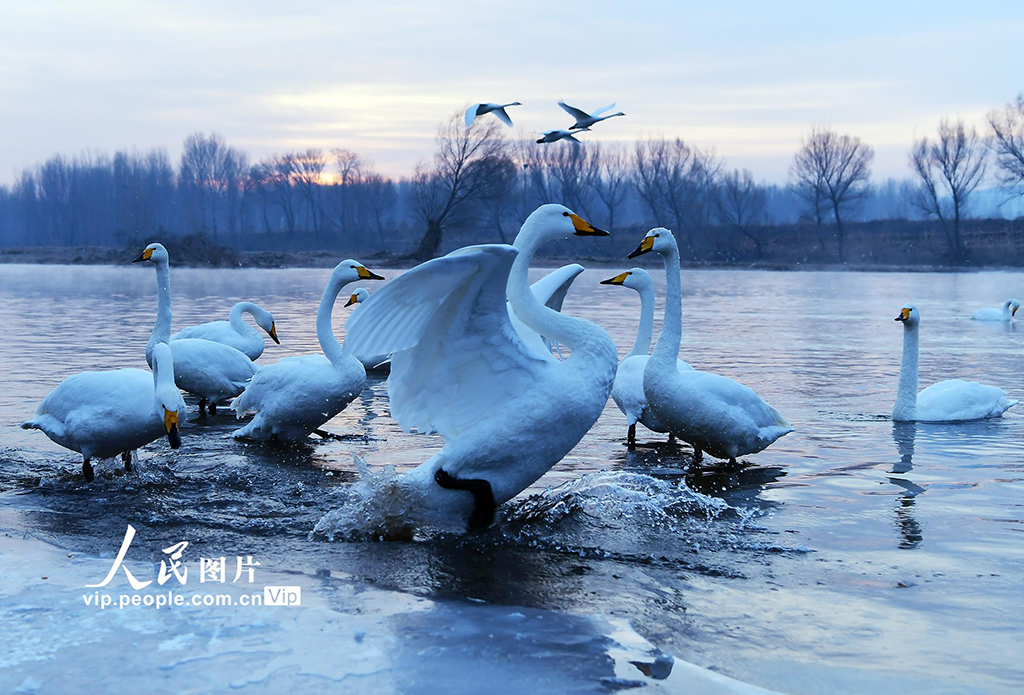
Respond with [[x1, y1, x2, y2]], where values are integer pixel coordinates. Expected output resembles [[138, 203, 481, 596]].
[[357, 266, 384, 280], [895, 308, 911, 322], [344, 293, 360, 307], [133, 248, 154, 263], [268, 323, 280, 344], [164, 409, 181, 449], [600, 272, 629, 286], [570, 213, 608, 236], [628, 236, 654, 259]]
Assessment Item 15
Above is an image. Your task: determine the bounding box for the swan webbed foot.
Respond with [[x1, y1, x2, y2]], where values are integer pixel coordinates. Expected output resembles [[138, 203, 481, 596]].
[[121, 451, 132, 472], [627, 424, 637, 449], [668, 433, 677, 446], [208, 402, 217, 415], [198, 398, 208, 415], [434, 468, 496, 531], [82, 459, 94, 482]]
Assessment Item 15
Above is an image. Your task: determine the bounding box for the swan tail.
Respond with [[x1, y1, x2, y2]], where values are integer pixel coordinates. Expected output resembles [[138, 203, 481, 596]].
[[758, 425, 794, 447]]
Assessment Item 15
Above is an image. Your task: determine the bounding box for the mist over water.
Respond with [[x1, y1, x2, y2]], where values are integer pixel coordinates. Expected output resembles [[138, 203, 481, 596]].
[[1, 263, 1022, 694]]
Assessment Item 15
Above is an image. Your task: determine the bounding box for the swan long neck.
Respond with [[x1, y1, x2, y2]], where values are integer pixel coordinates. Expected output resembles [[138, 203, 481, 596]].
[[147, 258, 172, 366], [626, 283, 655, 359], [894, 323, 919, 419], [651, 240, 682, 367], [509, 229, 604, 358], [229, 302, 261, 337], [317, 275, 349, 368], [1004, 301, 1012, 320], [151, 347, 176, 406]]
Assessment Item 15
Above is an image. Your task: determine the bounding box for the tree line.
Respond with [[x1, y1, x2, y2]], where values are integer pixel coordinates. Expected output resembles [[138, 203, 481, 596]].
[[1, 93, 1022, 263]]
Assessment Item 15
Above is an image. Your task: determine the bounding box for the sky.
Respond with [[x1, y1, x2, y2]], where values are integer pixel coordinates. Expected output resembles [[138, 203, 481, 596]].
[[1, 0, 1022, 185]]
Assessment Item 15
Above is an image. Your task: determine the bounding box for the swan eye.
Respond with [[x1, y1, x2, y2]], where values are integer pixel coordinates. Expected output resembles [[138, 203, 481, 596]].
[[654, 234, 660, 238], [562, 212, 570, 217]]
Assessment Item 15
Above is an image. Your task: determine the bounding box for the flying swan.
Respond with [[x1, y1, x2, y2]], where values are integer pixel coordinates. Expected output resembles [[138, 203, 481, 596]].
[[172, 302, 280, 360], [557, 100, 626, 130], [627, 228, 792, 463], [893, 304, 1017, 422], [600, 268, 693, 447], [230, 261, 384, 441], [21, 342, 185, 481], [134, 243, 259, 414], [465, 102, 521, 127], [342, 204, 617, 531]]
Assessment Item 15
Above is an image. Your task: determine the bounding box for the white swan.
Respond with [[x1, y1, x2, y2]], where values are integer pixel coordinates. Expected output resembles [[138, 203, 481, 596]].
[[230, 261, 384, 441], [893, 304, 1017, 422], [172, 302, 279, 360], [600, 268, 693, 447], [343, 204, 617, 531], [465, 102, 521, 127], [21, 342, 185, 481], [537, 129, 587, 145], [970, 298, 1019, 322], [134, 243, 259, 414], [557, 100, 626, 130], [628, 228, 793, 463], [346, 288, 391, 372]]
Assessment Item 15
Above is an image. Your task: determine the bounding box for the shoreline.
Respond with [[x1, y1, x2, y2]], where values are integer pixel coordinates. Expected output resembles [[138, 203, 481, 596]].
[[1, 246, 1022, 273]]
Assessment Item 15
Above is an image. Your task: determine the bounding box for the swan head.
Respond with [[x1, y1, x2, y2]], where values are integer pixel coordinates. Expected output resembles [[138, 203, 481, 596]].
[[133, 242, 169, 265], [521, 204, 607, 244], [894, 304, 920, 327], [627, 228, 674, 258], [1006, 299, 1020, 316], [151, 343, 182, 449], [345, 287, 370, 308], [599, 267, 653, 293], [333, 260, 384, 286]]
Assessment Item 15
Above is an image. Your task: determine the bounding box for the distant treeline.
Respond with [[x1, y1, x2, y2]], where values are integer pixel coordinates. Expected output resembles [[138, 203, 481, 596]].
[[2, 94, 1023, 266]]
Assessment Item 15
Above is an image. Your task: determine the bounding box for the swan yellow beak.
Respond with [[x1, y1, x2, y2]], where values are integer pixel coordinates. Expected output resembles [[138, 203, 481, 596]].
[[357, 266, 384, 280], [1014, 306, 1019, 316], [268, 323, 280, 344], [600, 272, 630, 286], [344, 293, 360, 307], [163, 409, 181, 449], [895, 308, 911, 322], [628, 236, 655, 259], [570, 213, 608, 236], [133, 248, 154, 263]]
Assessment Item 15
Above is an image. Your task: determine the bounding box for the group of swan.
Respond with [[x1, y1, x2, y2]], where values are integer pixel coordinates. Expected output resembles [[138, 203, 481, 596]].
[[464, 98, 625, 147], [20, 204, 1019, 532]]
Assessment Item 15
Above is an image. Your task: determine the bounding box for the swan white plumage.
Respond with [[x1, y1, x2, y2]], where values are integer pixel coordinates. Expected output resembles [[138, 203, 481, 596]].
[[342, 204, 617, 531], [172, 301, 279, 360], [134, 243, 259, 413], [628, 228, 793, 462], [557, 100, 626, 130], [970, 298, 1019, 322], [600, 268, 693, 447], [465, 102, 521, 127], [893, 304, 1017, 422], [21, 342, 185, 481], [230, 261, 384, 441]]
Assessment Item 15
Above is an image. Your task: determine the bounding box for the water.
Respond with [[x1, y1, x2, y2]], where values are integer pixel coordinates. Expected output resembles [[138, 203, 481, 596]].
[[1, 262, 1022, 694]]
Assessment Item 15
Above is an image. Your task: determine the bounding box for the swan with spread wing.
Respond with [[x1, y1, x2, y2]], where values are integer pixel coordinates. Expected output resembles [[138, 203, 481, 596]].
[[342, 205, 617, 531]]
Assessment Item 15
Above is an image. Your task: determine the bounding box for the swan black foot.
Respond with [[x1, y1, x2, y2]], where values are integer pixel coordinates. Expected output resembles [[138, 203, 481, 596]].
[[668, 433, 677, 446], [434, 468, 495, 531], [121, 451, 132, 472], [692, 447, 703, 467], [198, 398, 208, 415], [82, 459, 94, 482], [208, 402, 217, 415], [627, 424, 637, 450]]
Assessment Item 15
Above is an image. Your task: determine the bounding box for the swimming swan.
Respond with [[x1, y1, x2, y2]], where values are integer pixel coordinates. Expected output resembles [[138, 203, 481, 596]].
[[465, 102, 521, 127], [21, 342, 185, 481], [600, 268, 693, 447], [970, 299, 1019, 322], [342, 204, 617, 531], [134, 243, 259, 414], [893, 304, 1017, 422], [557, 100, 626, 130], [172, 302, 279, 360], [230, 261, 384, 441], [627, 228, 793, 463]]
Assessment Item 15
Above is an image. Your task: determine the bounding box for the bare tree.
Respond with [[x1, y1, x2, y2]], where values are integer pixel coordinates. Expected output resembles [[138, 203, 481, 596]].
[[411, 110, 508, 259], [590, 144, 631, 232], [987, 93, 1024, 198], [910, 119, 987, 261], [790, 127, 873, 259], [716, 169, 768, 257]]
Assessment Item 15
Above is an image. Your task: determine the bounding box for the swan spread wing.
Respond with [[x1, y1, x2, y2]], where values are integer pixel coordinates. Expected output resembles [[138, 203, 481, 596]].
[[916, 379, 1017, 422], [492, 107, 514, 127], [465, 104, 480, 127], [591, 102, 616, 117], [344, 244, 548, 439], [557, 101, 590, 122]]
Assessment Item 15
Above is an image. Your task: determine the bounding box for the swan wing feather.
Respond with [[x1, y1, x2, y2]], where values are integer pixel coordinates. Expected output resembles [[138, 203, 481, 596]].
[[916, 379, 1017, 422]]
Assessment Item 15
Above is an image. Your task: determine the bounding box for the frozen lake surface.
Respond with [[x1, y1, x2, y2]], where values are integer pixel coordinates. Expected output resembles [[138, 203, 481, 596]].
[[1, 262, 1022, 694]]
